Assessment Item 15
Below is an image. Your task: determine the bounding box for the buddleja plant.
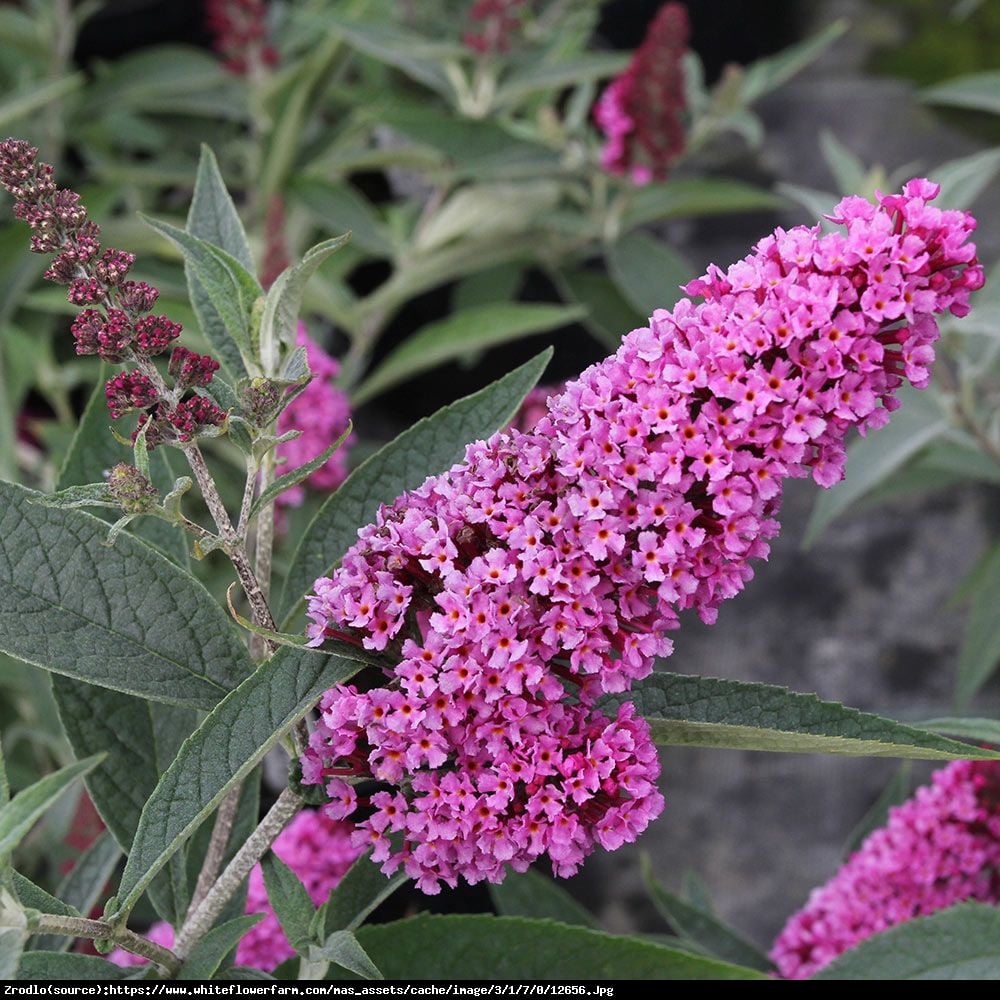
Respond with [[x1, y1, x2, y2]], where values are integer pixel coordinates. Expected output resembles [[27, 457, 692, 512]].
[[0, 132, 997, 983]]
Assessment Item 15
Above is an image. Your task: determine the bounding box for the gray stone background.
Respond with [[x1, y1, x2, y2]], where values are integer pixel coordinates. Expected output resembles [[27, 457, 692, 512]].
[[574, 0, 1000, 949]]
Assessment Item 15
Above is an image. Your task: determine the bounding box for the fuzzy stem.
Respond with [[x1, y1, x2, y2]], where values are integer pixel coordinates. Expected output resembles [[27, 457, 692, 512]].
[[173, 787, 302, 962], [184, 786, 241, 923], [32, 914, 181, 976]]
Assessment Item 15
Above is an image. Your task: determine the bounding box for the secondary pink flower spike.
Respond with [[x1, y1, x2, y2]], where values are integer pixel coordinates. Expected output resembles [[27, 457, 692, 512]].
[[771, 760, 1000, 979], [303, 180, 981, 894]]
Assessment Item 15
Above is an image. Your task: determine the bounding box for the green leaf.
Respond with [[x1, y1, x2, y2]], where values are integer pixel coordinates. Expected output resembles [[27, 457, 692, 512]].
[[803, 387, 948, 547], [452, 263, 523, 313], [956, 542, 1000, 706], [932, 148, 1000, 211], [290, 179, 392, 257], [922, 71, 1000, 116], [179, 914, 263, 981], [622, 177, 783, 230], [262, 854, 315, 951], [258, 234, 352, 376], [842, 764, 912, 857], [11, 873, 78, 920], [279, 349, 552, 623], [311, 852, 407, 941], [17, 951, 136, 980], [311, 930, 383, 980], [1, 924, 24, 980], [640, 857, 772, 971], [920, 717, 1000, 747], [610, 672, 1000, 759], [312, 16, 458, 100], [58, 366, 189, 567], [250, 424, 353, 523], [112, 648, 362, 920], [0, 755, 103, 857], [353, 303, 582, 406], [494, 53, 628, 109], [489, 870, 597, 929], [0, 74, 83, 130], [0, 480, 254, 708], [188, 145, 254, 273], [815, 903, 1000, 979], [144, 214, 262, 374], [31, 483, 115, 510], [740, 21, 848, 103], [554, 267, 642, 351], [607, 230, 690, 320], [326, 915, 766, 980], [819, 130, 867, 195]]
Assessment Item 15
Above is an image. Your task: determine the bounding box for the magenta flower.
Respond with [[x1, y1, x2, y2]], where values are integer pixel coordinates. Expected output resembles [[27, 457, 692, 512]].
[[594, 3, 689, 185], [771, 760, 1000, 979], [205, 0, 277, 75], [109, 809, 361, 972], [274, 326, 354, 508], [463, 0, 528, 55], [302, 181, 980, 894]]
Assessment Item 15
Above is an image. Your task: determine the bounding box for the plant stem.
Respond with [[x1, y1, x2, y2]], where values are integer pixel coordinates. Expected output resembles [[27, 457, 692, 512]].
[[184, 786, 241, 923], [173, 787, 302, 962], [183, 443, 236, 539], [32, 914, 181, 976]]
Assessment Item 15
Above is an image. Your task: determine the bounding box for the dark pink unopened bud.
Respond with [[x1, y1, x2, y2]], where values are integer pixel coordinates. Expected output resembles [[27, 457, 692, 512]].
[[105, 371, 159, 419], [168, 346, 219, 388], [68, 277, 105, 305], [134, 315, 182, 356], [94, 248, 136, 285], [71, 310, 104, 356], [168, 396, 226, 442], [118, 281, 160, 314], [96, 310, 134, 362]]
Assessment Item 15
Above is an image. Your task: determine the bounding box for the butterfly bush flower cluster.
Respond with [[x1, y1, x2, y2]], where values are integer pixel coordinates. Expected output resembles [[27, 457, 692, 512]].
[[0, 138, 225, 449], [205, 0, 277, 74], [275, 325, 355, 508], [302, 181, 981, 894], [771, 760, 1000, 979], [594, 2, 689, 185], [463, 0, 528, 55], [110, 810, 361, 973]]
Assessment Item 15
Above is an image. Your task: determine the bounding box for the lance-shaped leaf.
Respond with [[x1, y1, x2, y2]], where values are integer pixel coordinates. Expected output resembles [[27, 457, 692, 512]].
[[112, 648, 362, 920], [280, 350, 552, 623], [921, 71, 1000, 116], [16, 952, 136, 980], [919, 717, 1000, 747], [262, 855, 314, 952], [607, 230, 690, 319], [955, 542, 1000, 706], [179, 915, 264, 981], [0, 481, 254, 708], [814, 903, 1000, 980], [0, 755, 103, 858], [326, 915, 767, 980], [489, 870, 597, 929], [608, 672, 1000, 760], [310, 851, 407, 941], [188, 145, 254, 272], [310, 930, 383, 980], [258, 235, 352, 375]]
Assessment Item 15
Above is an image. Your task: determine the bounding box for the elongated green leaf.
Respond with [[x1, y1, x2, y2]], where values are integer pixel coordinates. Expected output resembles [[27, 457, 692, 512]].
[[0, 481, 254, 708], [0, 74, 83, 130], [17, 951, 135, 980], [842, 764, 912, 857], [262, 854, 314, 951], [326, 915, 766, 980], [144, 214, 261, 372], [607, 230, 690, 320], [291, 180, 392, 257], [353, 304, 582, 405], [622, 177, 783, 231], [956, 542, 1000, 705], [609, 672, 1000, 759], [922, 71, 1000, 116], [489, 870, 597, 929], [920, 717, 1000, 747], [1, 924, 24, 980], [0, 755, 103, 857], [640, 858, 771, 971], [740, 21, 847, 103], [819, 130, 867, 195], [11, 873, 78, 919], [313, 930, 383, 980], [311, 852, 407, 941], [31, 833, 122, 953], [803, 387, 948, 547], [180, 914, 263, 981], [494, 53, 628, 108], [280, 349, 552, 622], [933, 148, 1000, 211], [258, 234, 352, 375], [555, 267, 642, 351], [452, 263, 523, 313], [113, 649, 362, 919], [815, 903, 1000, 979], [58, 367, 188, 567], [189, 145, 254, 272]]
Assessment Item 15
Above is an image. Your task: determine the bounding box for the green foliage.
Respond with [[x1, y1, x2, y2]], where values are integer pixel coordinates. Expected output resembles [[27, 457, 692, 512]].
[[0, 481, 254, 708], [815, 903, 1000, 979], [325, 915, 767, 980], [261, 854, 314, 952], [311, 851, 408, 940], [17, 951, 136, 980], [610, 672, 1000, 759], [179, 915, 264, 981], [489, 870, 598, 929]]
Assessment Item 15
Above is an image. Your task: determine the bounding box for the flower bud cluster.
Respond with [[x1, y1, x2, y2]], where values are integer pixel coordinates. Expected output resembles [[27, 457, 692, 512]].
[[302, 181, 981, 893], [0, 138, 226, 449]]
